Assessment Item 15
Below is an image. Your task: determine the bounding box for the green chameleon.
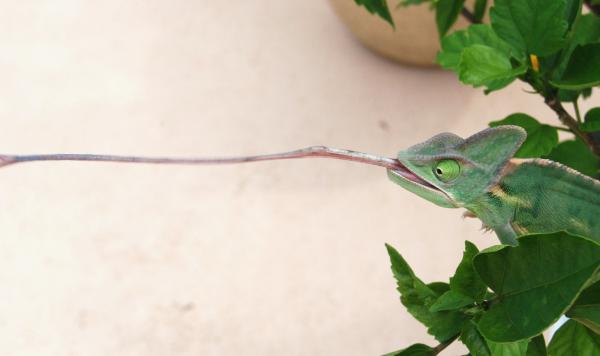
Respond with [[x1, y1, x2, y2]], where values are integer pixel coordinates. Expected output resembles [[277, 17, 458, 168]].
[[387, 125, 600, 245], [1, 125, 598, 245]]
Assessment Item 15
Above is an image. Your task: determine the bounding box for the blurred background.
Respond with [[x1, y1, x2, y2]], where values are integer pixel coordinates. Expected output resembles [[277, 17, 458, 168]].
[[0, 1, 598, 355]]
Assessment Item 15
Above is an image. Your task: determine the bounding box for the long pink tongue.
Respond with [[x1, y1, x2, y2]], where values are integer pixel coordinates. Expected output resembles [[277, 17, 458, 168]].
[[0, 146, 404, 170]]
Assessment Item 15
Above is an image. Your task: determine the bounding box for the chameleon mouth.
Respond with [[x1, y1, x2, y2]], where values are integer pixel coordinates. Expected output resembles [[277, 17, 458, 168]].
[[390, 163, 440, 191], [388, 163, 457, 208]]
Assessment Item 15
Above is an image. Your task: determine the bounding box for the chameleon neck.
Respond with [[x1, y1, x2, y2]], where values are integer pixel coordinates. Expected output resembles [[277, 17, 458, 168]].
[[468, 158, 600, 245]]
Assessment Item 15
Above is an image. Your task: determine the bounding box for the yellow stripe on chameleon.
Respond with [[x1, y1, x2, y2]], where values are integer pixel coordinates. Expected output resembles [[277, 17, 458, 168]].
[[489, 184, 533, 209]]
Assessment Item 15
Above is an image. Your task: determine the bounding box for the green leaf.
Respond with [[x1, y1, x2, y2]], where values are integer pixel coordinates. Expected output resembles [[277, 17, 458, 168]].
[[547, 320, 600, 355], [354, 0, 394, 27], [386, 244, 469, 342], [557, 89, 579, 102], [460, 321, 492, 356], [450, 241, 488, 301], [566, 280, 600, 334], [383, 343, 436, 356], [565, 15, 600, 56], [526, 335, 547, 356], [581, 107, 600, 132], [474, 0, 488, 22], [564, 0, 583, 31], [569, 13, 600, 45], [437, 24, 521, 72], [487, 339, 529, 356], [430, 290, 475, 312], [490, 0, 568, 56], [537, 0, 584, 76], [436, 0, 465, 38], [458, 45, 526, 92], [545, 139, 599, 178], [554, 14, 600, 80], [427, 281, 450, 295], [551, 43, 600, 90], [400, 0, 430, 6], [474, 232, 600, 342], [557, 88, 592, 102], [489, 114, 559, 158]]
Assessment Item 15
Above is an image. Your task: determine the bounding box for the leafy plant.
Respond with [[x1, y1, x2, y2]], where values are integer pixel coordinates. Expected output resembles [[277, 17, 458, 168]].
[[385, 232, 600, 355], [353, 0, 600, 354]]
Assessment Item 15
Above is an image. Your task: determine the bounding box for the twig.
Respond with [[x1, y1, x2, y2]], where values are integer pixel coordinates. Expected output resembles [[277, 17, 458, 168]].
[[545, 96, 600, 157], [433, 334, 460, 354], [574, 100, 582, 124], [461, 7, 480, 24], [549, 125, 572, 132]]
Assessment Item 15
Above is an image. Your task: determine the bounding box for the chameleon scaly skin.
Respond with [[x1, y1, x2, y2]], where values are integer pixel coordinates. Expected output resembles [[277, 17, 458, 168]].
[[471, 158, 600, 242]]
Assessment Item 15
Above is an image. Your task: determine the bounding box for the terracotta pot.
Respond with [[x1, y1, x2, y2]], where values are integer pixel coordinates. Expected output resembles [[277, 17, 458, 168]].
[[328, 0, 471, 67]]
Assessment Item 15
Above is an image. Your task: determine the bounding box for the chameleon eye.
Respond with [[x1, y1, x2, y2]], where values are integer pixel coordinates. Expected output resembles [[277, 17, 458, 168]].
[[434, 159, 461, 182]]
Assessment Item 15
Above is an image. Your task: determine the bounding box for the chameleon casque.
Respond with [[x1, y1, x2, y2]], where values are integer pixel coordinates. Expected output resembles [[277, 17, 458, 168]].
[[1, 125, 598, 245]]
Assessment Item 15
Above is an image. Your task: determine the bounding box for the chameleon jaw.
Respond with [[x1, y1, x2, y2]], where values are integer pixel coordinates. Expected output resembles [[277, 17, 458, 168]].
[[389, 164, 438, 190], [387, 164, 457, 208]]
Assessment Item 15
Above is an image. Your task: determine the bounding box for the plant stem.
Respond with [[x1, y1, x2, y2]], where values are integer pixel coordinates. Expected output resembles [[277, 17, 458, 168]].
[[545, 96, 600, 157], [549, 125, 572, 132], [585, 0, 600, 16], [461, 7, 481, 24], [574, 100, 582, 124], [433, 334, 460, 354]]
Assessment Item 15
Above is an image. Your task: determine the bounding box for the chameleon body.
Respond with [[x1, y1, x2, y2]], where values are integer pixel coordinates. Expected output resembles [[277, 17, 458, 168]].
[[387, 126, 600, 245]]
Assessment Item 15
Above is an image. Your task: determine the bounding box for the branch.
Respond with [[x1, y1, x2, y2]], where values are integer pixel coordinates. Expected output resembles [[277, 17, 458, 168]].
[[433, 334, 460, 354], [544, 96, 600, 157], [461, 7, 481, 24], [585, 0, 600, 16]]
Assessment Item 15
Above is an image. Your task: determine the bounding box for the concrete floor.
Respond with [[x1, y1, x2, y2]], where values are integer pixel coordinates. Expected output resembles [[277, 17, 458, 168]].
[[0, 1, 597, 355]]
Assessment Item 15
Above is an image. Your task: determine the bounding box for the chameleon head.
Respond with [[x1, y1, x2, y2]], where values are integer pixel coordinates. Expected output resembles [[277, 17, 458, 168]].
[[387, 126, 526, 208]]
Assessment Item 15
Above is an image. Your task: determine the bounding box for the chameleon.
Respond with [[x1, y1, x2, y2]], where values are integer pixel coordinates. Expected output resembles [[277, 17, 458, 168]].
[[386, 125, 600, 245], [1, 125, 598, 245]]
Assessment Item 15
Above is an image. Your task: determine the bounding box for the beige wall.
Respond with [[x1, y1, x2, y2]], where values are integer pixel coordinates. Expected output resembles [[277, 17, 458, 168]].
[[0, 1, 597, 355]]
